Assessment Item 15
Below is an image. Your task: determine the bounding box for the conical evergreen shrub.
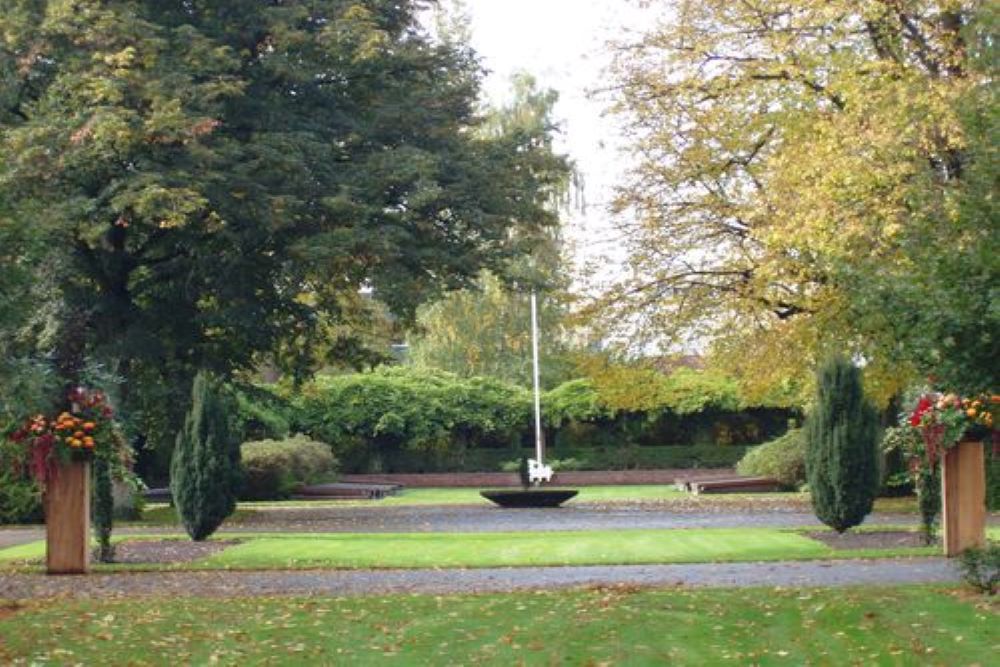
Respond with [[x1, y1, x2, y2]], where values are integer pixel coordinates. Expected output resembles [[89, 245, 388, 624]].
[[170, 372, 242, 541], [805, 356, 880, 533]]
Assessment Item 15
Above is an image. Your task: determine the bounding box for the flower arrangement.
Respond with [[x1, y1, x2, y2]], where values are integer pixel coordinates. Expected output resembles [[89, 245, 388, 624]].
[[909, 391, 998, 467], [8, 387, 117, 490]]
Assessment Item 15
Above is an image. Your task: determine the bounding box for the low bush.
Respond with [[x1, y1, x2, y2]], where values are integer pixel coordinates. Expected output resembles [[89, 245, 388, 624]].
[[240, 434, 338, 500], [957, 544, 999, 595], [735, 429, 806, 489]]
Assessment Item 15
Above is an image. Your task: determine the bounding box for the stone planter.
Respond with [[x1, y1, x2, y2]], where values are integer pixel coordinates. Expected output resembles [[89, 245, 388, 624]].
[[941, 440, 986, 557], [45, 459, 90, 574]]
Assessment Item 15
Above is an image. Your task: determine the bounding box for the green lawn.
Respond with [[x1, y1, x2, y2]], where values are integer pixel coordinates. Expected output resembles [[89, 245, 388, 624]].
[[1, 586, 994, 665], [0, 527, 940, 570]]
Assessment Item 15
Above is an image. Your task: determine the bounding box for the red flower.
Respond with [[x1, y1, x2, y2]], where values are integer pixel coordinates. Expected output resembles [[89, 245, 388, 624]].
[[910, 396, 933, 427]]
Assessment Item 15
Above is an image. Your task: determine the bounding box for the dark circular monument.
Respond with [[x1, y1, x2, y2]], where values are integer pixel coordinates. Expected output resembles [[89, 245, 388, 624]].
[[480, 488, 579, 508]]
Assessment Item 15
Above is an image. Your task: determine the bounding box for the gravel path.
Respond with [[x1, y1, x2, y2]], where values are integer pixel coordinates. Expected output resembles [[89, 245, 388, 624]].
[[0, 558, 961, 600]]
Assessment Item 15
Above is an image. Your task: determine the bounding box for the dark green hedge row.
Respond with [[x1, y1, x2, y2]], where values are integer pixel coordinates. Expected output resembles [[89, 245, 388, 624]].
[[343, 444, 752, 474], [222, 367, 791, 475]]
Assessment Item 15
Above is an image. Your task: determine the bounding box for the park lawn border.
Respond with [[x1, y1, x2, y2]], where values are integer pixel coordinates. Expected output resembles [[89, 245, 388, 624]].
[[0, 526, 947, 572]]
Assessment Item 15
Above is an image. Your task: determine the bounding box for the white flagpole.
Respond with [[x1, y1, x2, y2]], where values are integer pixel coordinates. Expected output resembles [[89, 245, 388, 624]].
[[530, 290, 544, 465]]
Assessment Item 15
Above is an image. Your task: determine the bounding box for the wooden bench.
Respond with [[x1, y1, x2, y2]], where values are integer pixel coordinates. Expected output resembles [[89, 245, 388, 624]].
[[690, 477, 782, 494], [673, 473, 751, 492]]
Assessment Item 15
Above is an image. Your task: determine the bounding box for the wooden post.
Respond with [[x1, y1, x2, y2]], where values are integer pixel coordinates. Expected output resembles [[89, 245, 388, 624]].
[[45, 459, 91, 574], [941, 440, 986, 557]]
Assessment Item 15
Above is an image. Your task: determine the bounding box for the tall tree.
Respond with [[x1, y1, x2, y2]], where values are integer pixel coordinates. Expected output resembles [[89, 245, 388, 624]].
[[407, 73, 576, 388], [408, 271, 574, 388], [597, 0, 997, 402], [0, 2, 565, 450]]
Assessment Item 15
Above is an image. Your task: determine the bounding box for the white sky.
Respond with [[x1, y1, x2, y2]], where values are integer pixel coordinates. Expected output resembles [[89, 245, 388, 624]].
[[458, 0, 654, 288]]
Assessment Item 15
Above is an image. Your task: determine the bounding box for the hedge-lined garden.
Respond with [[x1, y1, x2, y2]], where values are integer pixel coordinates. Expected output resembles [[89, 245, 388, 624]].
[[218, 367, 794, 477]]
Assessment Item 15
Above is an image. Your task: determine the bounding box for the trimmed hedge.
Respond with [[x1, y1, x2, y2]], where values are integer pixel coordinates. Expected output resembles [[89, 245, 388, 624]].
[[297, 368, 530, 472], [240, 434, 338, 500], [735, 429, 806, 489], [224, 368, 793, 476], [360, 444, 751, 473]]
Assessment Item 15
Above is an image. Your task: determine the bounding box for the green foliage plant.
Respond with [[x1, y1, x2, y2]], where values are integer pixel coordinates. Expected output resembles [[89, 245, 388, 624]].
[[957, 543, 999, 595], [805, 357, 880, 533], [298, 367, 530, 471], [881, 424, 940, 544], [735, 429, 805, 489], [240, 435, 337, 500], [92, 456, 115, 562], [170, 373, 241, 541], [0, 469, 43, 525]]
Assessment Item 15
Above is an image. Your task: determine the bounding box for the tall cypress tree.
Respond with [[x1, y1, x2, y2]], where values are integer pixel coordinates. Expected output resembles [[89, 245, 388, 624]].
[[806, 356, 880, 533], [170, 372, 241, 541]]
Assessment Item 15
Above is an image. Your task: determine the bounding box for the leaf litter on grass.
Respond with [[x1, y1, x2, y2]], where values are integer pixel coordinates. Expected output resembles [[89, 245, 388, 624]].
[[0, 586, 997, 665]]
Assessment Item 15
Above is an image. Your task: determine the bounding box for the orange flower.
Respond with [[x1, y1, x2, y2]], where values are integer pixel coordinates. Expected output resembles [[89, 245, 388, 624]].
[[83, 422, 96, 432], [83, 437, 95, 448]]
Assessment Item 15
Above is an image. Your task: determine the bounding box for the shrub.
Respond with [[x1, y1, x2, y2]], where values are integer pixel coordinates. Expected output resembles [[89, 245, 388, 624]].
[[0, 471, 43, 524], [957, 544, 999, 595], [806, 357, 880, 533], [171, 372, 242, 541], [735, 429, 805, 489], [241, 434, 337, 500]]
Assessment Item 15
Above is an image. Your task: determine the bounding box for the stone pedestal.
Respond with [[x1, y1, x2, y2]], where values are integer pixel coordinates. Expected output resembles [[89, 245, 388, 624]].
[[941, 440, 986, 557], [45, 460, 90, 574]]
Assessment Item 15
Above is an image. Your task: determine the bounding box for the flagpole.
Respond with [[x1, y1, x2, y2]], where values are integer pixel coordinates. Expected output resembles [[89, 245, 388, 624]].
[[530, 290, 544, 465]]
